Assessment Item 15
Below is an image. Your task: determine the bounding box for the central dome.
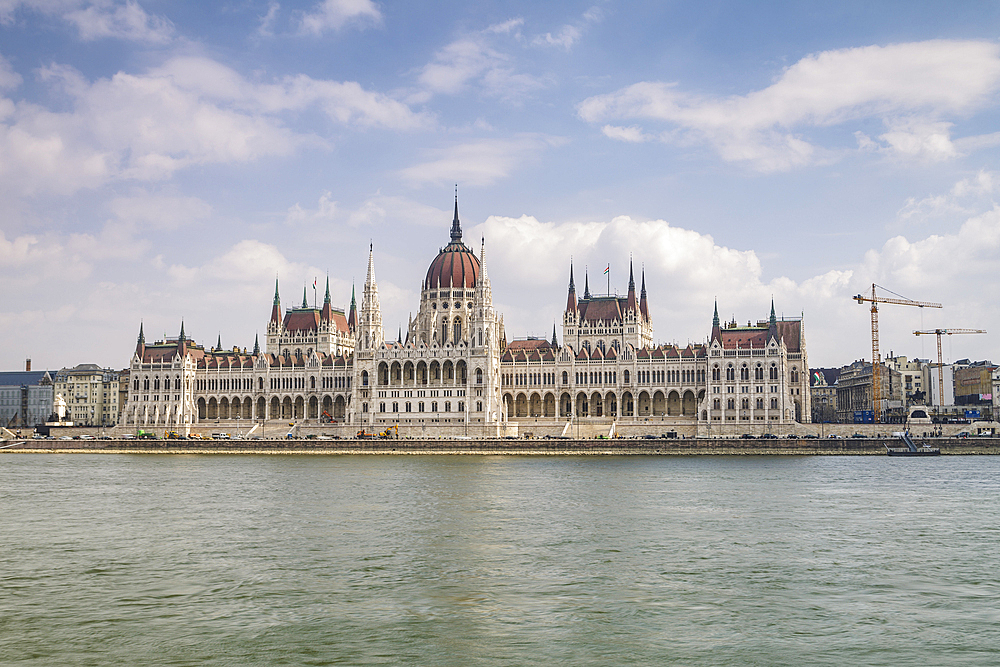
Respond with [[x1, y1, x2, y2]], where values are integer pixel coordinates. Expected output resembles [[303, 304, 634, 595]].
[[424, 198, 480, 290]]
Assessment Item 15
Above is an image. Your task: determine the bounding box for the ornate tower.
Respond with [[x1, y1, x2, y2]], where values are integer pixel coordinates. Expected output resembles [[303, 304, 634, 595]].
[[357, 244, 384, 355]]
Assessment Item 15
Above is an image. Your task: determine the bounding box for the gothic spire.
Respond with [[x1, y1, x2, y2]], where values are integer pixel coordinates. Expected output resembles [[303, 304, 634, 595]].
[[566, 261, 577, 313], [626, 259, 637, 312], [711, 299, 722, 343], [584, 267, 591, 299], [450, 185, 462, 244], [768, 298, 778, 340], [216, 333, 221, 351], [137, 321, 145, 345], [271, 277, 281, 324], [324, 276, 331, 304], [253, 333, 260, 356], [347, 283, 357, 330], [639, 269, 649, 320], [302, 284, 308, 309], [551, 323, 558, 347]]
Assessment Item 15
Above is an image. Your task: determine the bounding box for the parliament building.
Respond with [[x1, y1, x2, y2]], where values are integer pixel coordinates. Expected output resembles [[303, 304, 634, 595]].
[[121, 200, 810, 437]]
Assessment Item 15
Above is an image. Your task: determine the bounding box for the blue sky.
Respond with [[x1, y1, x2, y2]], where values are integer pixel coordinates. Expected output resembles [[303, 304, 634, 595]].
[[2, 0, 999, 371]]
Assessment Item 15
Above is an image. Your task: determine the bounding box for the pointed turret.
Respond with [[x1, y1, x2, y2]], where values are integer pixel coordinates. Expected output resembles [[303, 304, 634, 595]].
[[135, 322, 145, 356], [216, 334, 222, 351], [450, 186, 462, 243], [711, 300, 721, 343], [397, 327, 402, 345], [551, 323, 558, 348], [584, 267, 591, 299], [639, 269, 649, 321], [626, 260, 637, 312], [177, 320, 187, 356], [566, 262, 577, 313], [302, 284, 308, 309], [270, 278, 281, 324], [359, 244, 384, 351], [253, 333, 260, 356], [768, 299, 778, 341], [321, 275, 332, 321], [347, 284, 357, 331]]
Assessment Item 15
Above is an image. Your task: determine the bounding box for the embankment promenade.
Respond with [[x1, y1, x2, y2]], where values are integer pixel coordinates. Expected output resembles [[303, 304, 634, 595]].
[[2, 437, 997, 455]]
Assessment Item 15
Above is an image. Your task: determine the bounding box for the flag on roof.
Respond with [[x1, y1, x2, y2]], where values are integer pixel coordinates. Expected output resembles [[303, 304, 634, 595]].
[[603, 265, 610, 275]]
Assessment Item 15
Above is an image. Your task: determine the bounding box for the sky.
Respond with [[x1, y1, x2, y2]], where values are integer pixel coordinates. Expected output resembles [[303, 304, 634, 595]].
[[2, 0, 1000, 372]]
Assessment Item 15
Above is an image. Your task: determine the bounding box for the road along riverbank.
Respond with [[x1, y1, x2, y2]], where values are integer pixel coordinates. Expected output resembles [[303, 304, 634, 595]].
[[2, 437, 997, 455]]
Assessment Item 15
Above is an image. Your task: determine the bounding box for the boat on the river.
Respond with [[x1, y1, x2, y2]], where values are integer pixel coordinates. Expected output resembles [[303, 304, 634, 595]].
[[886, 431, 940, 457]]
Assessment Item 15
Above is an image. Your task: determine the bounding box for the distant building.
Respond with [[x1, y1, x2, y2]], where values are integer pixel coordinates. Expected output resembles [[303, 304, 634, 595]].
[[52, 364, 122, 426], [0, 361, 54, 428], [954, 362, 997, 414], [809, 368, 839, 423], [886, 355, 926, 406], [835, 360, 903, 423]]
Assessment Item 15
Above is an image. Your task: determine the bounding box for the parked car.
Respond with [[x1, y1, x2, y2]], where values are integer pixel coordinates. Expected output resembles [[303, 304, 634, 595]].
[[828, 434, 842, 438], [760, 434, 778, 439], [956, 431, 971, 438], [740, 434, 756, 439], [850, 433, 866, 438]]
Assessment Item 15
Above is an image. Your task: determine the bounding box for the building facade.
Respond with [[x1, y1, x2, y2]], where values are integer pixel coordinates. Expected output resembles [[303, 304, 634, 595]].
[[120, 200, 811, 436], [53, 364, 122, 426], [0, 365, 53, 428]]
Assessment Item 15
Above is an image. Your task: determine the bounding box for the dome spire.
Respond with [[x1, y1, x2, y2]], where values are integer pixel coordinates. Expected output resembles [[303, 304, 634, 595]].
[[450, 184, 462, 243]]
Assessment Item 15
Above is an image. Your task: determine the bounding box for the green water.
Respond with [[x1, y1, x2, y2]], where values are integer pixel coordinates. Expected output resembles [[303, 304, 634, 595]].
[[1, 455, 998, 666]]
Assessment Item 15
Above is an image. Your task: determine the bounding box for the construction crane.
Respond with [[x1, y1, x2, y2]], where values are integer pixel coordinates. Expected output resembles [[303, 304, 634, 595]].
[[853, 284, 941, 423], [913, 328, 987, 407]]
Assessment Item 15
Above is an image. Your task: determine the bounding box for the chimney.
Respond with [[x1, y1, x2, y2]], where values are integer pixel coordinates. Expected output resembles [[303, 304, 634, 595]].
[[25, 358, 31, 372]]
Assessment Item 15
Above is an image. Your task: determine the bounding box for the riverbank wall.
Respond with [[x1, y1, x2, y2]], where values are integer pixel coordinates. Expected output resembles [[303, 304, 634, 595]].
[[3, 437, 997, 455]]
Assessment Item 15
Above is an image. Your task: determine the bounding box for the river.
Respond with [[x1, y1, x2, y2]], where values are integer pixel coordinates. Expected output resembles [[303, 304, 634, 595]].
[[2, 454, 997, 665]]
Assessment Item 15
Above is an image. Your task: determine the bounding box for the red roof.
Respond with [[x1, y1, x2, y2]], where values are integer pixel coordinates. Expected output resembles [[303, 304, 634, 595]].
[[284, 309, 321, 332], [578, 296, 624, 323], [425, 241, 480, 289], [507, 339, 552, 351]]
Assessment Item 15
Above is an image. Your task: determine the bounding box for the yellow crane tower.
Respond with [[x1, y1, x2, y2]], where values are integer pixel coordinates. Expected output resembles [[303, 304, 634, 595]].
[[853, 284, 941, 423], [913, 328, 987, 407]]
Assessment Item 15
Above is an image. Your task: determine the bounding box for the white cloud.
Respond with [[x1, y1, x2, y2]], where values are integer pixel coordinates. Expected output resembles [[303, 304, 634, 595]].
[[415, 18, 547, 102], [532, 5, 601, 51], [0, 55, 427, 195], [257, 1, 279, 37], [109, 192, 212, 231], [399, 134, 567, 186], [298, 0, 380, 35], [601, 124, 650, 143], [64, 0, 173, 43], [579, 40, 1000, 171], [0, 54, 22, 89]]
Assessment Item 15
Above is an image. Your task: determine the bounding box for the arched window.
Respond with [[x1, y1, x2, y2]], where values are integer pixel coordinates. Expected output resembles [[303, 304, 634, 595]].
[[258, 377, 264, 390], [727, 398, 735, 410], [478, 329, 483, 346], [755, 364, 764, 381], [310, 376, 316, 390], [361, 371, 369, 386], [790, 367, 799, 383], [153, 377, 160, 391], [756, 398, 764, 409], [454, 318, 462, 343], [740, 364, 750, 381], [596, 340, 605, 353], [741, 398, 749, 409], [726, 365, 735, 381], [133, 378, 139, 391], [442, 322, 448, 343], [770, 364, 778, 380], [713, 398, 720, 410], [770, 397, 778, 409], [476, 368, 483, 385], [712, 365, 720, 381], [622, 370, 629, 384]]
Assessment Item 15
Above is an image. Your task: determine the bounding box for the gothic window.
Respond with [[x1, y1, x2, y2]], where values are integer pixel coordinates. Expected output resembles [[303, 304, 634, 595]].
[[454, 318, 462, 343], [310, 377, 316, 390], [770, 364, 778, 380], [478, 329, 483, 346], [712, 365, 721, 381], [770, 397, 778, 409], [476, 368, 483, 385], [726, 365, 735, 382], [442, 323, 448, 343], [756, 398, 764, 409], [727, 398, 735, 410], [596, 340, 605, 353], [755, 364, 764, 381], [740, 365, 750, 381], [258, 377, 264, 390], [622, 370, 629, 384], [133, 379, 139, 391], [153, 378, 160, 391], [361, 371, 369, 386], [790, 367, 799, 383], [741, 398, 749, 409], [713, 398, 720, 410]]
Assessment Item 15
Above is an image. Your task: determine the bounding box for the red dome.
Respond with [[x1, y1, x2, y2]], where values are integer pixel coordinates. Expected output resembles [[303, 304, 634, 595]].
[[425, 241, 480, 289]]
